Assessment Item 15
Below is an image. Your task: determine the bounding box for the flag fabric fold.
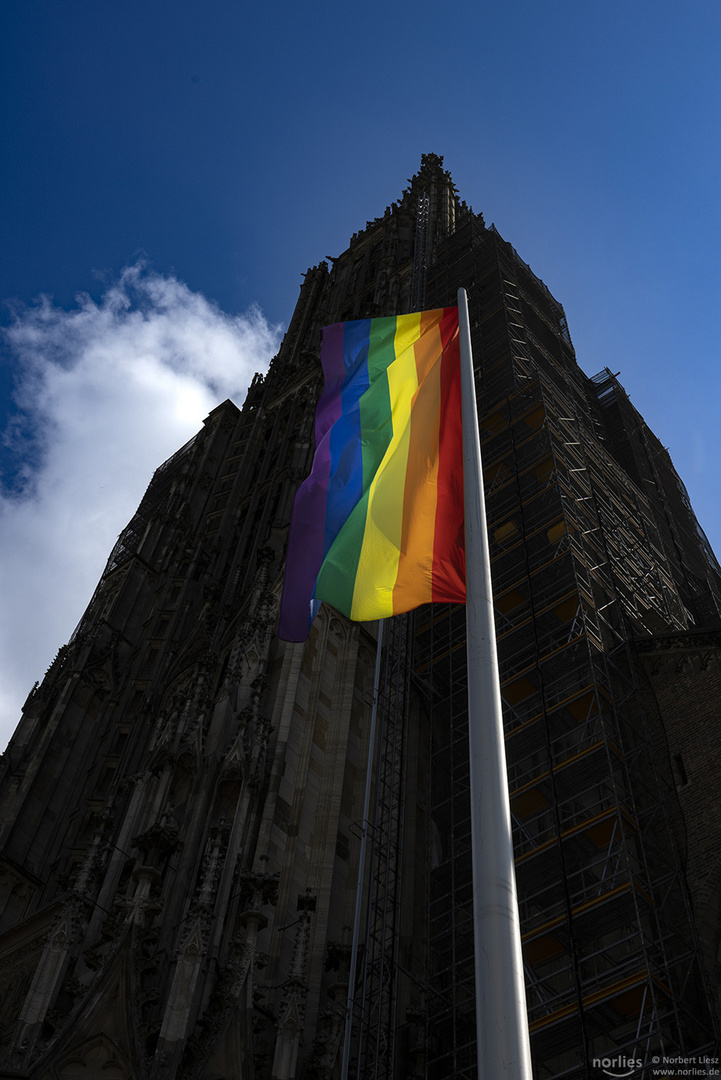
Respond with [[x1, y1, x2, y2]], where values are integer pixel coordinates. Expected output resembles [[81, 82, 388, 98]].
[[278, 307, 465, 642]]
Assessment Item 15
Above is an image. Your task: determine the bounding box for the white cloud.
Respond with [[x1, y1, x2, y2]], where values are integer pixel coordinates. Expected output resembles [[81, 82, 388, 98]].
[[0, 263, 282, 749]]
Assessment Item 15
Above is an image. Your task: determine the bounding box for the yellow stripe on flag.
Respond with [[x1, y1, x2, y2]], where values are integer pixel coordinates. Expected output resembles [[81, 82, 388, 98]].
[[350, 312, 422, 620]]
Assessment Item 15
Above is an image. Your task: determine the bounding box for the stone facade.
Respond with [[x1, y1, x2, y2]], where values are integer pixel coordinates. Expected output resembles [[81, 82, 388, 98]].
[[0, 155, 720, 1079]]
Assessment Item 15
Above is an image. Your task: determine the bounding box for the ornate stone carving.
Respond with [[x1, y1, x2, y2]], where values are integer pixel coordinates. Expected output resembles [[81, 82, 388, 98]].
[[131, 815, 181, 860], [304, 1002, 346, 1080]]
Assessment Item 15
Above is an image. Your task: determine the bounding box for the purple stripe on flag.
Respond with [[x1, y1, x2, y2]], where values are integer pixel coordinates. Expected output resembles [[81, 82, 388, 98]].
[[277, 322, 346, 641], [315, 321, 346, 444]]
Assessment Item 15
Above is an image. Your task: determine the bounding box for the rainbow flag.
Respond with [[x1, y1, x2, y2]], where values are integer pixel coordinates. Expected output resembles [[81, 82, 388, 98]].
[[278, 307, 466, 642]]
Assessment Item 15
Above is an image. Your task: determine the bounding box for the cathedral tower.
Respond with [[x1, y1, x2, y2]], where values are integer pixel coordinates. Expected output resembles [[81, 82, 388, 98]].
[[1, 155, 719, 1079]]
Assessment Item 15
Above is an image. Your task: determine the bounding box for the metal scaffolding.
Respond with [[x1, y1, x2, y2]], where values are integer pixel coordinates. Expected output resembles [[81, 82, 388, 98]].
[[413, 228, 718, 1078], [353, 614, 414, 1080], [327, 182, 718, 1080]]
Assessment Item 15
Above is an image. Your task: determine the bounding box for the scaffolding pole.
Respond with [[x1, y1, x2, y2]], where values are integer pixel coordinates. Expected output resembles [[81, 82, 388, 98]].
[[341, 621, 384, 1080]]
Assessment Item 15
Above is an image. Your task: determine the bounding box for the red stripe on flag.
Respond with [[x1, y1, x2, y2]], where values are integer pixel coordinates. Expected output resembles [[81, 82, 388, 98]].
[[431, 308, 466, 603]]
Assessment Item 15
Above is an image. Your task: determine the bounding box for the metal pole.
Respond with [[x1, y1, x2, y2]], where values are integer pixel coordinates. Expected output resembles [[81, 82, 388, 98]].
[[457, 287, 533, 1079], [340, 619, 385, 1080]]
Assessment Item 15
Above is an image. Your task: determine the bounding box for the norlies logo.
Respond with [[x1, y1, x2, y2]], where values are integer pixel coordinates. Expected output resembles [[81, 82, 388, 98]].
[[592, 1057, 643, 1078]]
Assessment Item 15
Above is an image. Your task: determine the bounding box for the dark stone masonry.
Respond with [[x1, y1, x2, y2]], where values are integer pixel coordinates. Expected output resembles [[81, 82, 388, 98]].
[[1, 155, 719, 1079]]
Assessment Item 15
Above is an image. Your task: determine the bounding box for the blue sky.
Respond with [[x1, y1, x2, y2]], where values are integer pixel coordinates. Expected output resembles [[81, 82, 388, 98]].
[[1, 0, 720, 744]]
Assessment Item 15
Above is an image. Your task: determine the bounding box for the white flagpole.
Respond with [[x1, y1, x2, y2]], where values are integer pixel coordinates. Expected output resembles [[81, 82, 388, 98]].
[[457, 287, 533, 1079]]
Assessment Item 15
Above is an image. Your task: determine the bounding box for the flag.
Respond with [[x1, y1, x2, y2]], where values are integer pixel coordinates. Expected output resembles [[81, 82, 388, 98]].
[[278, 307, 465, 642]]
